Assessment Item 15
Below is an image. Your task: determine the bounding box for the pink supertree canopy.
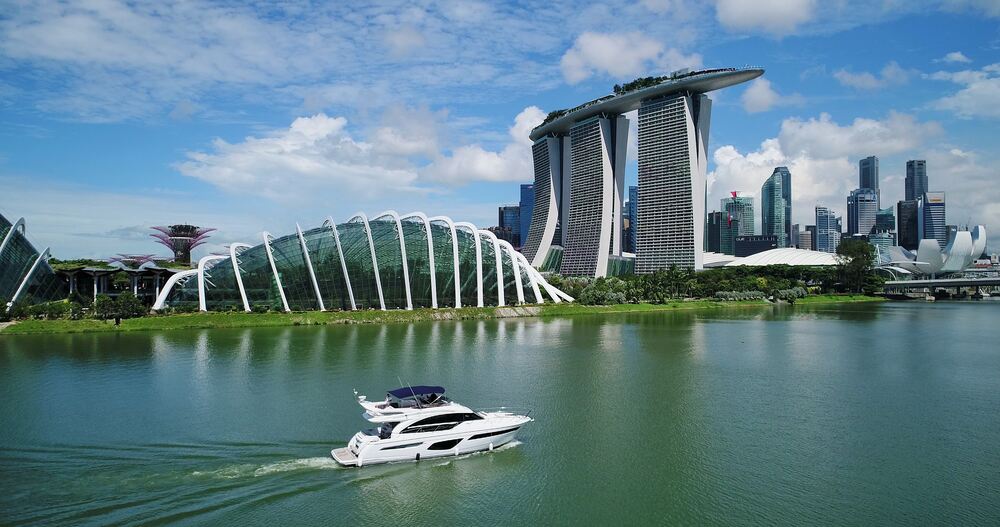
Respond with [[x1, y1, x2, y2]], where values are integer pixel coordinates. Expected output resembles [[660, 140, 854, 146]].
[[150, 224, 216, 264]]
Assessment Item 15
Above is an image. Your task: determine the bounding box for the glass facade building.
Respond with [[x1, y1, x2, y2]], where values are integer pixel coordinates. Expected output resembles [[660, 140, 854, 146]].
[[154, 211, 571, 312], [905, 160, 928, 202], [815, 206, 841, 253], [0, 213, 66, 310], [518, 184, 534, 250], [859, 155, 880, 208], [761, 169, 787, 247]]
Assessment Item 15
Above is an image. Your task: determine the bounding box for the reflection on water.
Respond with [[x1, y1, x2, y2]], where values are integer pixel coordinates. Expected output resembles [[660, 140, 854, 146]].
[[2, 303, 1000, 525]]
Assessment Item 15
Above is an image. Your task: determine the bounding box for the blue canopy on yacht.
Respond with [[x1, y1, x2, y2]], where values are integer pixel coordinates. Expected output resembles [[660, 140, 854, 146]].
[[388, 386, 445, 398]]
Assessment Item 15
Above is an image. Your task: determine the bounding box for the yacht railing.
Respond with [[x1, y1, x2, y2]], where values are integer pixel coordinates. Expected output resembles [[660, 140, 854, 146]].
[[476, 406, 533, 418]]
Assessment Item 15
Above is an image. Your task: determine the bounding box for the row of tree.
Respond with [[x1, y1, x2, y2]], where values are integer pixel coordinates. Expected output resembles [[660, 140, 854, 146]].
[[2, 293, 149, 322]]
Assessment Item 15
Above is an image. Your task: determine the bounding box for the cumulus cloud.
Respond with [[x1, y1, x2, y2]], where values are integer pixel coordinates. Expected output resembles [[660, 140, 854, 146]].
[[422, 106, 544, 183], [833, 61, 911, 90], [740, 78, 804, 113], [708, 112, 941, 226], [938, 51, 972, 63], [714, 0, 815, 36], [927, 63, 1000, 119], [560, 32, 701, 84]]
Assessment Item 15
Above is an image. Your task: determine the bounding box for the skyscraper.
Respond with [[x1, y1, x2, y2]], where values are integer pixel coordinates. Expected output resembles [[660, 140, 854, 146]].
[[905, 160, 927, 202], [804, 225, 817, 250], [721, 193, 755, 236], [518, 184, 534, 248], [816, 206, 840, 253], [847, 188, 878, 236], [636, 93, 710, 272], [497, 204, 520, 246], [627, 185, 638, 254], [706, 211, 723, 253], [918, 192, 947, 249], [859, 155, 880, 207], [896, 200, 919, 250], [875, 207, 895, 232], [522, 67, 764, 276], [773, 166, 792, 246], [761, 169, 787, 247]]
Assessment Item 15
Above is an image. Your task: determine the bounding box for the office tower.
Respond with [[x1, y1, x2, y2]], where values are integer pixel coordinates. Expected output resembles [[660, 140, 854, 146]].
[[735, 235, 779, 257], [905, 160, 927, 202], [804, 225, 817, 250], [798, 229, 813, 251], [869, 231, 895, 256], [627, 185, 638, 255], [497, 204, 521, 246], [635, 93, 710, 272], [859, 155, 880, 207], [790, 223, 800, 249], [721, 193, 755, 236], [523, 67, 763, 276], [896, 200, 919, 250], [769, 166, 792, 246], [761, 169, 787, 247], [706, 211, 723, 253], [720, 215, 740, 256], [918, 192, 947, 249], [875, 207, 895, 232], [816, 206, 840, 253], [518, 184, 534, 248], [847, 188, 878, 236]]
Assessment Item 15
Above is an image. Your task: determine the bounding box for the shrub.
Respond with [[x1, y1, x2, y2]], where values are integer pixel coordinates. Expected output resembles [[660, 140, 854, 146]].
[[774, 287, 808, 302], [93, 294, 116, 320], [713, 290, 766, 301], [114, 292, 148, 319]]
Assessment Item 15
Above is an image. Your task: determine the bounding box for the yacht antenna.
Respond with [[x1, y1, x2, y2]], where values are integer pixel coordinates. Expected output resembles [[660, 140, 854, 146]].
[[398, 376, 422, 408]]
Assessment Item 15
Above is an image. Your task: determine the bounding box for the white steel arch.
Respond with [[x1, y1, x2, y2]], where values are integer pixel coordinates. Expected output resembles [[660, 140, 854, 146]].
[[324, 217, 356, 310], [296, 223, 326, 311], [152, 268, 198, 310], [515, 252, 544, 303], [374, 211, 413, 310], [348, 212, 386, 311], [478, 229, 505, 307], [197, 254, 229, 312], [454, 222, 484, 308], [262, 231, 291, 312], [497, 239, 525, 304], [229, 243, 252, 312], [0, 217, 26, 261], [401, 212, 438, 309], [428, 216, 461, 308], [8, 247, 50, 309]]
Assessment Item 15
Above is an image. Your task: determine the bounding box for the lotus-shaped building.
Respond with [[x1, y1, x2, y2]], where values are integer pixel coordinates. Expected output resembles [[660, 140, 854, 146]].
[[153, 211, 572, 312], [882, 225, 987, 276]]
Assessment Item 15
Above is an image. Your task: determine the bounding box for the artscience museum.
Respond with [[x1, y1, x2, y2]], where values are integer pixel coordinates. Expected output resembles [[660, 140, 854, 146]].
[[153, 211, 572, 312]]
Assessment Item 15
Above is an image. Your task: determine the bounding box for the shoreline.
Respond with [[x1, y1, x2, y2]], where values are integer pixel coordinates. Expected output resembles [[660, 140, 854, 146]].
[[0, 295, 887, 336]]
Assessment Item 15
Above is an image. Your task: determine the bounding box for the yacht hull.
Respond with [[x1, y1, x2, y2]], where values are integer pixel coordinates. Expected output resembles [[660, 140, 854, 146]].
[[331, 422, 525, 467]]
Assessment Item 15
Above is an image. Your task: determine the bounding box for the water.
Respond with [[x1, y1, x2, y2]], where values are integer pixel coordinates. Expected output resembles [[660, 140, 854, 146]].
[[2, 302, 999, 525]]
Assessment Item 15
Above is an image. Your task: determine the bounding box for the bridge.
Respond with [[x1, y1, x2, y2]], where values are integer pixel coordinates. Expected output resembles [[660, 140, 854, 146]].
[[884, 277, 1000, 293]]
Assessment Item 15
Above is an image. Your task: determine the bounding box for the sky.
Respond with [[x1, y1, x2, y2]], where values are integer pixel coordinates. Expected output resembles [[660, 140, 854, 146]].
[[1, 0, 998, 259]]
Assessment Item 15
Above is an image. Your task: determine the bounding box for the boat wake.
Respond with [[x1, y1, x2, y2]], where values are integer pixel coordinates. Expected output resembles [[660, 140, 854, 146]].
[[432, 440, 522, 467], [193, 457, 342, 479]]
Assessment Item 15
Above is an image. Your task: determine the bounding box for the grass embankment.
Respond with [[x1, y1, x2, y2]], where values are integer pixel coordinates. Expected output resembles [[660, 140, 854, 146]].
[[0, 295, 886, 335]]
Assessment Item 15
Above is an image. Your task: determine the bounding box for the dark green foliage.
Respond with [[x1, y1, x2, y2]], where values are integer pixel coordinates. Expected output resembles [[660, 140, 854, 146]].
[[68, 302, 85, 320], [93, 294, 116, 319], [836, 239, 876, 293], [114, 292, 148, 319]]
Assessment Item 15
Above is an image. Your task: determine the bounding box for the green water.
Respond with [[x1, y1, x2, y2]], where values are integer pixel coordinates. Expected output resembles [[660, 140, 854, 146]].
[[1, 302, 999, 525]]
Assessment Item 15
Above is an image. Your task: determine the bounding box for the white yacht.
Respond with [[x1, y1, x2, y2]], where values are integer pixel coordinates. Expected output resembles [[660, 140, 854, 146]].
[[330, 386, 531, 467]]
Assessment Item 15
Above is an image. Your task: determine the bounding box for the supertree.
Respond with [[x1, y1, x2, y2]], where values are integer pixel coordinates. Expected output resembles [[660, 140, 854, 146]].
[[150, 225, 215, 265]]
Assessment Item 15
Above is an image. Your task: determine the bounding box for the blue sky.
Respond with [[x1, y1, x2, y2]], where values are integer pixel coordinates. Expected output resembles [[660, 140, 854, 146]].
[[1, 0, 998, 258]]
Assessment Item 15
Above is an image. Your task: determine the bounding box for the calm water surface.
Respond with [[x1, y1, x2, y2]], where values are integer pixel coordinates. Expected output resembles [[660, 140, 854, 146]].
[[1, 302, 999, 525]]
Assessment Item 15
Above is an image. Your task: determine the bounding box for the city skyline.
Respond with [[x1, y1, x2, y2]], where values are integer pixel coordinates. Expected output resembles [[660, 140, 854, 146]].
[[1, 2, 998, 259]]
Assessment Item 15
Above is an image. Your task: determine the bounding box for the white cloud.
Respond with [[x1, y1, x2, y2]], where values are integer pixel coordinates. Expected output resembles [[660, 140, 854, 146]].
[[385, 26, 426, 58], [833, 61, 911, 90], [928, 63, 1000, 119], [559, 31, 701, 84], [422, 106, 544, 183], [714, 0, 815, 36], [708, 112, 942, 228], [939, 51, 972, 63], [741, 78, 801, 113]]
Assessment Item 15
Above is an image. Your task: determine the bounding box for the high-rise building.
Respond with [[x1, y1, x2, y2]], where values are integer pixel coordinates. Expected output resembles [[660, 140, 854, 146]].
[[859, 155, 880, 207], [847, 188, 878, 236], [918, 192, 947, 249], [771, 166, 792, 246], [875, 207, 895, 232], [905, 160, 928, 202], [635, 93, 710, 273], [735, 235, 779, 257], [518, 184, 534, 248], [790, 223, 800, 249], [721, 193, 755, 236], [816, 206, 840, 253], [706, 211, 723, 253], [869, 231, 895, 256], [498, 204, 521, 246], [798, 229, 813, 251], [761, 169, 787, 247], [805, 225, 817, 250], [627, 185, 638, 254], [522, 67, 763, 276], [896, 200, 919, 250]]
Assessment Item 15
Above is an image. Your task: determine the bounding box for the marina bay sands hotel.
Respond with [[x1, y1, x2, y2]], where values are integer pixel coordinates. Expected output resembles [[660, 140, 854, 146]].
[[522, 67, 763, 276]]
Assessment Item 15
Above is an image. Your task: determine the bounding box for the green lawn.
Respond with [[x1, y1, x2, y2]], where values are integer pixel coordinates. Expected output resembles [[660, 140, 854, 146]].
[[0, 295, 886, 335]]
